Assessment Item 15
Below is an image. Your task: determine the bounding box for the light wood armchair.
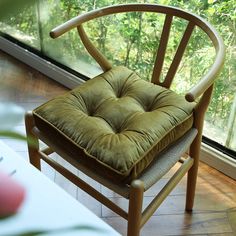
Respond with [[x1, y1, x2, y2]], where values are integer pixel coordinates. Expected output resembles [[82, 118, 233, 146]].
[[25, 4, 225, 236]]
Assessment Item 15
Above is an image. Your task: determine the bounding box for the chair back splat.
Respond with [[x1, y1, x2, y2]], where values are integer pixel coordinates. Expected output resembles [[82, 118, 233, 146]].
[[26, 4, 225, 236]]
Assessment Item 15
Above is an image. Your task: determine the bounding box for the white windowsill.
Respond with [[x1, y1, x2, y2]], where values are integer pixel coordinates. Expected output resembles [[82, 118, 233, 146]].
[[200, 143, 236, 180]]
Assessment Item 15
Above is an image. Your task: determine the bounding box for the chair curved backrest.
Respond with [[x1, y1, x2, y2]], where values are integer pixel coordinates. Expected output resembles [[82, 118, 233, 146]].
[[50, 4, 225, 103]]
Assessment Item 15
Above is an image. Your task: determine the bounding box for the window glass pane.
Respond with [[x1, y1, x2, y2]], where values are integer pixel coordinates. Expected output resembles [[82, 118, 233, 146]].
[[38, 0, 142, 77], [197, 1, 236, 150], [0, 3, 40, 49], [37, 0, 101, 77]]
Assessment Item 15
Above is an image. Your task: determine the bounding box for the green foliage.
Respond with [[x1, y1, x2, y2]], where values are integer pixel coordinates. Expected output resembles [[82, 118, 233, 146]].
[[0, 0, 37, 20]]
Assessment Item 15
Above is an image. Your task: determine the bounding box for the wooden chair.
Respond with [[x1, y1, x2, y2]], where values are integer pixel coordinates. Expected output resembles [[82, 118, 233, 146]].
[[25, 4, 225, 236]]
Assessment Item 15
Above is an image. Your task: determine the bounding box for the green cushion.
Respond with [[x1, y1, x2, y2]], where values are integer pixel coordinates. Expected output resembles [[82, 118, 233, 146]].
[[33, 66, 195, 183]]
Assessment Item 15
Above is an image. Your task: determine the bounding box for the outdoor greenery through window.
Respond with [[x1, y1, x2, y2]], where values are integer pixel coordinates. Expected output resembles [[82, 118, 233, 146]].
[[0, 0, 235, 155]]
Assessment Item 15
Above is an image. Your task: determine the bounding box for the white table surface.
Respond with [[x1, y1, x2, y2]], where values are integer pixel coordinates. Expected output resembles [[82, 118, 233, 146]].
[[0, 141, 121, 236]]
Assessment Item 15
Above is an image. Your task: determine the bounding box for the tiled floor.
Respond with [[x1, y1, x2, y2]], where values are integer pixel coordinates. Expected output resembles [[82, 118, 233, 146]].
[[1, 50, 236, 235]]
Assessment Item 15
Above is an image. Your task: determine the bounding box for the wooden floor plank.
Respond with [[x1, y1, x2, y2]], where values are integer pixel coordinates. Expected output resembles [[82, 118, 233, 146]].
[[101, 192, 236, 218], [104, 212, 233, 236]]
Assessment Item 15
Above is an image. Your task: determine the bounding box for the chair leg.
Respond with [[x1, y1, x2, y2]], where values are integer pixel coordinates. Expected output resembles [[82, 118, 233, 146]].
[[127, 180, 144, 236], [25, 111, 41, 170], [185, 133, 201, 211], [185, 110, 205, 212], [186, 85, 213, 211]]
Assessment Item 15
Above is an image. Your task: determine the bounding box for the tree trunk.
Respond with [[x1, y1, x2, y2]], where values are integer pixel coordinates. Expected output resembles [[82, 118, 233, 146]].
[[135, 12, 143, 65], [125, 40, 133, 67]]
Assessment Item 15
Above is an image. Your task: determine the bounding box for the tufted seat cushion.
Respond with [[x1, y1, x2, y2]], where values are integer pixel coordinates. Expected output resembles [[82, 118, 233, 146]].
[[33, 66, 195, 183]]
